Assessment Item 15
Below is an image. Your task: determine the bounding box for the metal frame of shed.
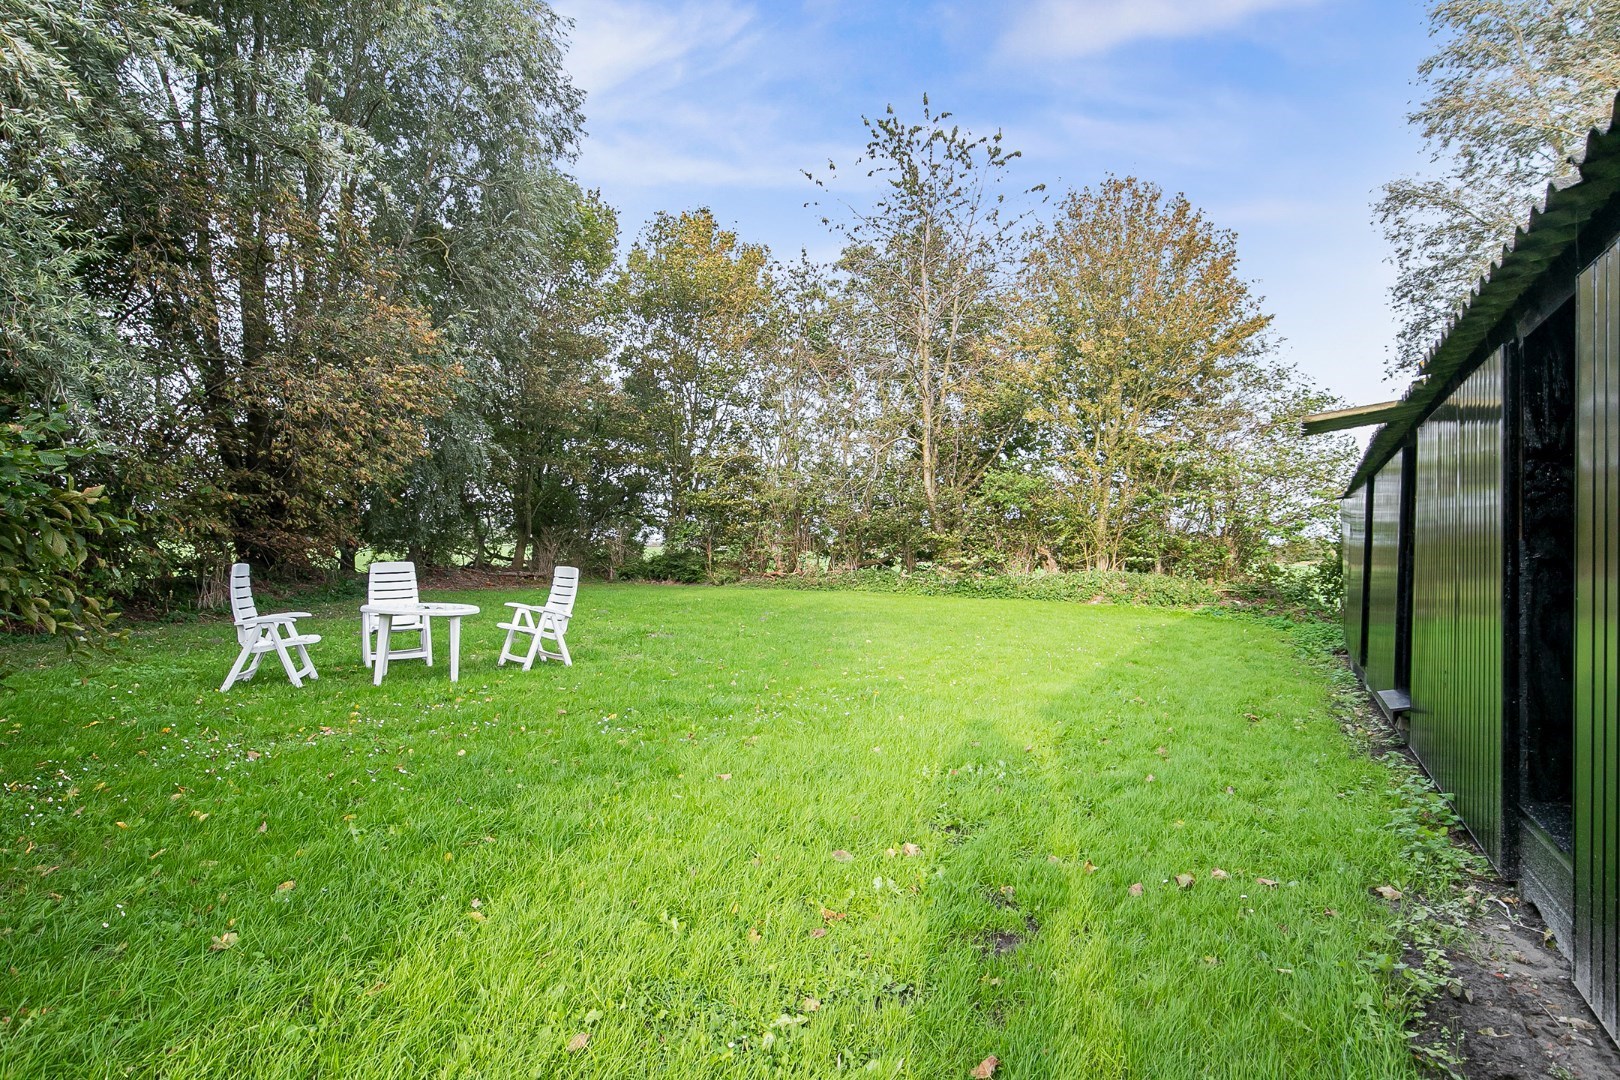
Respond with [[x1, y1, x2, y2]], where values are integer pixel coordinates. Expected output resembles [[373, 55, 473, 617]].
[[1332, 94, 1620, 1042]]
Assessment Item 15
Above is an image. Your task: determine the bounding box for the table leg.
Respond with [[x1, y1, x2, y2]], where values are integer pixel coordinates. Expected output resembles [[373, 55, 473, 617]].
[[449, 617, 461, 682], [374, 615, 392, 686]]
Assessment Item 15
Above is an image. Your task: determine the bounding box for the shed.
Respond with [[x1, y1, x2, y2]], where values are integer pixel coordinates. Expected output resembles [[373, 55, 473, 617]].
[[1325, 93, 1620, 1042]]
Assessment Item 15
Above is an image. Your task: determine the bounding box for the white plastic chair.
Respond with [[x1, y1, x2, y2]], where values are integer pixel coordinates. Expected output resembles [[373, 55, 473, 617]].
[[219, 563, 320, 692], [497, 566, 579, 669], [362, 561, 432, 668]]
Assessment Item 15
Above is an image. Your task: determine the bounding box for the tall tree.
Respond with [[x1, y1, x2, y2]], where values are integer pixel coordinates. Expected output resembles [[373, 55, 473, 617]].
[[1376, 0, 1620, 374], [809, 98, 1033, 541], [1016, 177, 1272, 572], [619, 209, 774, 568]]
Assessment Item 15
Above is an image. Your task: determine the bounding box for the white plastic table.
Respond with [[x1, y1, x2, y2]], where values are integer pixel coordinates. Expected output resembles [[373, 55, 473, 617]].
[[360, 602, 480, 685]]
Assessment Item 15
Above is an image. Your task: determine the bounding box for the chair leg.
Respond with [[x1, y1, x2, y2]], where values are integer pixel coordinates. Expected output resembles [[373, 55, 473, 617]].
[[422, 618, 433, 666], [241, 650, 264, 682], [275, 639, 304, 688], [553, 628, 572, 667], [297, 642, 318, 681], [362, 618, 373, 666], [221, 643, 255, 692], [498, 624, 521, 667], [521, 628, 543, 672]]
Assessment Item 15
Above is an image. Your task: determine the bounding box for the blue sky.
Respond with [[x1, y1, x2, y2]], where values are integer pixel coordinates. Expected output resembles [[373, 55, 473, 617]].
[[549, 0, 1438, 413]]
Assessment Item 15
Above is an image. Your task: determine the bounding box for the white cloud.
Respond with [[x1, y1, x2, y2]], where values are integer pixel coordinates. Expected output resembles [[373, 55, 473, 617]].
[[998, 0, 1318, 59], [555, 0, 756, 102]]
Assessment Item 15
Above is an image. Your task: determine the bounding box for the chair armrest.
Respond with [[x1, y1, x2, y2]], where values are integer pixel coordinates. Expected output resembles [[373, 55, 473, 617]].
[[504, 601, 543, 612], [256, 611, 313, 624]]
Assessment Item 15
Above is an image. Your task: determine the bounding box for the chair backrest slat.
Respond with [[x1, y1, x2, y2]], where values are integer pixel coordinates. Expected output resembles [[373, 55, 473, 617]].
[[369, 562, 420, 606], [545, 566, 580, 617], [229, 563, 258, 626]]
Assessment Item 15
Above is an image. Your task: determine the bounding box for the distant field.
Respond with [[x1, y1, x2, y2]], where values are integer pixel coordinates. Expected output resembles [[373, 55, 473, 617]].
[[1, 585, 1435, 1078]]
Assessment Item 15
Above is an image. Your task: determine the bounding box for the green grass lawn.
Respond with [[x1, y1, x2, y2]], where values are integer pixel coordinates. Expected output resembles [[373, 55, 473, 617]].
[[0, 585, 1442, 1078]]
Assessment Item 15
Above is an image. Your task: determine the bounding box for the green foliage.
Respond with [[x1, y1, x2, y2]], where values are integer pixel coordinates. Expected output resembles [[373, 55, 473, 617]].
[[618, 548, 710, 584], [0, 413, 124, 639], [749, 566, 1222, 608]]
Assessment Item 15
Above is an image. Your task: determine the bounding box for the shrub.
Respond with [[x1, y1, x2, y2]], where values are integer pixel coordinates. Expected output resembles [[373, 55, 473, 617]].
[[745, 567, 1222, 608], [619, 548, 709, 584]]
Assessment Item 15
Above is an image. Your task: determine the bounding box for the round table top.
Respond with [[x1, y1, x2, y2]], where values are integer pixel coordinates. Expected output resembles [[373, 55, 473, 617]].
[[361, 602, 480, 617]]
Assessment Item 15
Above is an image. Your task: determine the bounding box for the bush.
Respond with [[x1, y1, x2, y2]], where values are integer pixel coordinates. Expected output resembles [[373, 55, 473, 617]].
[[619, 548, 709, 584], [0, 413, 126, 641], [744, 567, 1222, 608]]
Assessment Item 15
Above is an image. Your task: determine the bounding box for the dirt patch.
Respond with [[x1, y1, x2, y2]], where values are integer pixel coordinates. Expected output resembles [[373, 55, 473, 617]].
[[1412, 879, 1619, 1079], [977, 915, 1040, 957]]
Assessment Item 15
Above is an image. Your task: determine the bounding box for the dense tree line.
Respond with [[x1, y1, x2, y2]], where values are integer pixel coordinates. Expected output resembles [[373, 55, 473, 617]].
[[1, 1, 1353, 634]]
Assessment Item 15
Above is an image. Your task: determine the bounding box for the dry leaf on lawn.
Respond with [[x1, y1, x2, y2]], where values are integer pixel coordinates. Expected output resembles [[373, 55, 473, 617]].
[[1210, 868, 1229, 880], [809, 927, 828, 939], [1374, 885, 1402, 901], [1175, 874, 1195, 889], [901, 843, 922, 857], [802, 997, 820, 1012], [209, 931, 239, 951], [566, 1032, 589, 1053], [831, 849, 853, 862], [1256, 877, 1279, 888], [971, 1055, 999, 1078], [276, 880, 295, 893], [1082, 860, 1097, 874], [1128, 882, 1144, 897]]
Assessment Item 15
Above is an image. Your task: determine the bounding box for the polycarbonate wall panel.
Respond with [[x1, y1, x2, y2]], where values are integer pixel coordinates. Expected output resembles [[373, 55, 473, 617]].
[[1410, 350, 1506, 866], [1343, 489, 1368, 667], [1575, 241, 1620, 1041], [1366, 456, 1405, 693]]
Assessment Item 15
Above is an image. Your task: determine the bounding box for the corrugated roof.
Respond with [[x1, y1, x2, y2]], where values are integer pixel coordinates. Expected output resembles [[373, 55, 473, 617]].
[[1344, 91, 1620, 493]]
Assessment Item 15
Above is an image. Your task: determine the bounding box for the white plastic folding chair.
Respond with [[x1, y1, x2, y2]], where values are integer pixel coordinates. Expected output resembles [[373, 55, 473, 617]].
[[219, 563, 321, 692], [362, 561, 432, 668], [497, 566, 579, 669]]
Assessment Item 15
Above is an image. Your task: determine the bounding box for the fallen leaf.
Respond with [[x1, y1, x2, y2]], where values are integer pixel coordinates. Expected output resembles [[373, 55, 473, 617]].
[[717, 773, 731, 781], [1256, 877, 1279, 888], [1203, 955, 1219, 965], [1155, 745, 1168, 758], [209, 931, 239, 951], [749, 928, 763, 943], [885, 847, 898, 857], [1128, 882, 1144, 897], [190, 811, 209, 822], [566, 1032, 590, 1053], [1175, 874, 1195, 889], [821, 907, 846, 921], [1082, 860, 1097, 874], [276, 880, 295, 893], [971, 1055, 999, 1078], [831, 849, 853, 863], [245, 750, 261, 761], [470, 898, 482, 909], [999, 885, 1015, 899], [469, 910, 486, 923], [1144, 773, 1156, 783], [901, 843, 922, 857], [1374, 885, 1402, 901], [1047, 855, 1062, 864], [149, 849, 166, 860], [802, 996, 820, 1012], [114, 821, 127, 829], [257, 821, 268, 834], [809, 927, 828, 938], [1210, 868, 1229, 880], [1324, 908, 1339, 917], [1245, 713, 1262, 723]]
